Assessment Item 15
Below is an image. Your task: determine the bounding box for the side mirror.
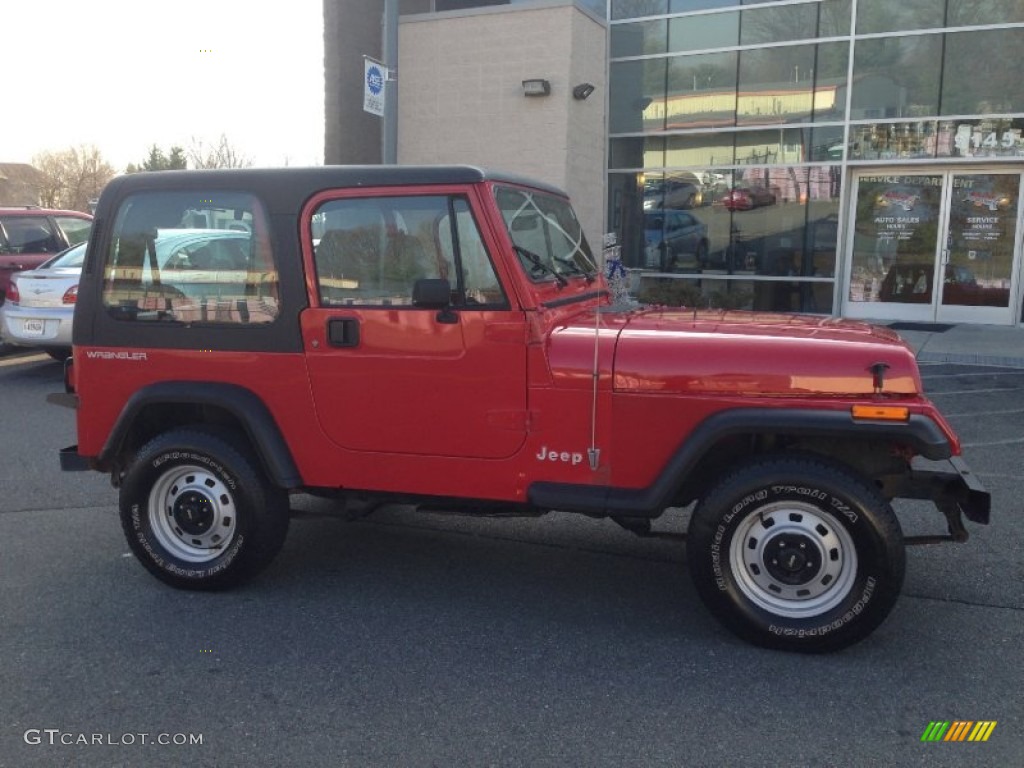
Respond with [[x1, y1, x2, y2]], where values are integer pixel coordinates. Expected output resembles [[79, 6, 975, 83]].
[[412, 278, 451, 309]]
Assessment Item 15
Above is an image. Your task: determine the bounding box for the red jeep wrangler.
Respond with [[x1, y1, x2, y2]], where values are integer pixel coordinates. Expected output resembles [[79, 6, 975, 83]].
[[56, 166, 989, 652]]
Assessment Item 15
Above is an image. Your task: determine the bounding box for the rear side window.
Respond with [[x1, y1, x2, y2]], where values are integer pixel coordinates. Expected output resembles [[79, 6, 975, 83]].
[[55, 215, 92, 246], [0, 216, 61, 255], [102, 191, 278, 324], [311, 194, 506, 308]]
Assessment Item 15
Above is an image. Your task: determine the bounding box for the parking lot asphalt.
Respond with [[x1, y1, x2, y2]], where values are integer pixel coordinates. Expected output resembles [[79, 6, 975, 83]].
[[893, 321, 1024, 368], [0, 341, 1021, 768]]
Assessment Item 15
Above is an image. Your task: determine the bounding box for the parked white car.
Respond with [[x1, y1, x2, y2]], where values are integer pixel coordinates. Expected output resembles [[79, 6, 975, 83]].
[[0, 241, 86, 360]]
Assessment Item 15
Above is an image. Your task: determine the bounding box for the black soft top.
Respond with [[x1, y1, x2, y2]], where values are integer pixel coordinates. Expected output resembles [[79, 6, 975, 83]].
[[98, 165, 568, 215]]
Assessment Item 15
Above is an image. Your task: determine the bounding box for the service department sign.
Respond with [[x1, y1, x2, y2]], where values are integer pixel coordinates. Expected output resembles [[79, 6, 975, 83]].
[[363, 57, 386, 117]]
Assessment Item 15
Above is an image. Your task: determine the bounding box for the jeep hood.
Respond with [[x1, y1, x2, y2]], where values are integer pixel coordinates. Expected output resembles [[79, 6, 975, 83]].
[[550, 308, 922, 397]]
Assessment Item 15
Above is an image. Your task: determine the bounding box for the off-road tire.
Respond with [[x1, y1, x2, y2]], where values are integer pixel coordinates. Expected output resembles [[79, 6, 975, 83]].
[[687, 454, 904, 653], [119, 428, 289, 590]]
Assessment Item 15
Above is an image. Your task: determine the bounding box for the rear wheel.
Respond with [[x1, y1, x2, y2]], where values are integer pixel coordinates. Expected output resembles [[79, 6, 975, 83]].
[[687, 454, 904, 652], [119, 428, 289, 590]]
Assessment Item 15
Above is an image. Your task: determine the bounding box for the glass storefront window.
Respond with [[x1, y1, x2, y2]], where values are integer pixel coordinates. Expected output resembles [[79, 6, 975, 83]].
[[856, 0, 944, 34], [609, 165, 841, 312], [848, 118, 1024, 160], [848, 121, 939, 160], [851, 35, 942, 119], [937, 118, 1024, 159], [737, 45, 818, 125], [858, 0, 1024, 31], [665, 133, 736, 167], [609, 136, 665, 170], [810, 125, 845, 161], [610, 58, 669, 133], [665, 51, 738, 129], [947, 0, 1024, 25], [612, 0, 667, 20], [941, 29, 1024, 116], [741, 0, 851, 45], [610, 19, 668, 57], [668, 12, 739, 52]]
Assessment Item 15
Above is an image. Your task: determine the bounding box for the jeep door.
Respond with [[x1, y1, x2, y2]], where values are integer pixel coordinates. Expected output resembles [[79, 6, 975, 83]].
[[301, 188, 528, 459]]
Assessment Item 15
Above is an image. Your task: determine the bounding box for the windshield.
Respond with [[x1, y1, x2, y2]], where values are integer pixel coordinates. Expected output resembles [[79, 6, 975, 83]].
[[494, 185, 596, 282]]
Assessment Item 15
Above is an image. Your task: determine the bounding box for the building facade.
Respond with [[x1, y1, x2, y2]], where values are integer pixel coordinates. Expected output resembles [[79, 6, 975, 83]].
[[324, 0, 1024, 324], [609, 0, 1024, 325]]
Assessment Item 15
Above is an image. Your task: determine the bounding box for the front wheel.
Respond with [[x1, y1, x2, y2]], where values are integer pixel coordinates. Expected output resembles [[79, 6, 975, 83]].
[[687, 455, 904, 652], [119, 428, 289, 590]]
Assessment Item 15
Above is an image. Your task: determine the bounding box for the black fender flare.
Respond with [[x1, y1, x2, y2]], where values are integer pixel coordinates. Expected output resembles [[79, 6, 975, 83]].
[[528, 407, 953, 516], [100, 381, 302, 488]]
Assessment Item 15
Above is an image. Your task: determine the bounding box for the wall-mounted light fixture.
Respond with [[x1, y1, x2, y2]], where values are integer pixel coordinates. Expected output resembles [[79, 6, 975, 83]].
[[522, 78, 551, 97], [572, 82, 595, 101]]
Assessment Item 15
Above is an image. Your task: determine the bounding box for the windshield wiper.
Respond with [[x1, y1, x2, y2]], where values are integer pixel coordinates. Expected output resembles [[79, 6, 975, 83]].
[[554, 253, 597, 283], [513, 245, 568, 287]]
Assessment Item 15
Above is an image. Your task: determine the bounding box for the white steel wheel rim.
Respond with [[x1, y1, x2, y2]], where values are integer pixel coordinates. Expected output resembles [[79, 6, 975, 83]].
[[148, 464, 237, 563], [728, 500, 858, 619]]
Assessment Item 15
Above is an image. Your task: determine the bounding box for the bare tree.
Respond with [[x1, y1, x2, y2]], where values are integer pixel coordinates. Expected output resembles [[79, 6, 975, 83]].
[[32, 145, 116, 212], [187, 134, 254, 169]]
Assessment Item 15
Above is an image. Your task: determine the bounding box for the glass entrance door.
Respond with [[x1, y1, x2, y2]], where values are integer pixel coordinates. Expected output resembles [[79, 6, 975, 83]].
[[845, 169, 1023, 325], [939, 173, 1021, 324]]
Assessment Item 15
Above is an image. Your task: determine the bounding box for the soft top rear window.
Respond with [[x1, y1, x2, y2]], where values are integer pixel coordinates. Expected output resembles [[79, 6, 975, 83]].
[[102, 191, 279, 325]]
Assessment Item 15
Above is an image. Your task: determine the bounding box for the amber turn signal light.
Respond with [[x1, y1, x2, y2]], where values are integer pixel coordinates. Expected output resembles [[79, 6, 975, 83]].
[[851, 404, 910, 422]]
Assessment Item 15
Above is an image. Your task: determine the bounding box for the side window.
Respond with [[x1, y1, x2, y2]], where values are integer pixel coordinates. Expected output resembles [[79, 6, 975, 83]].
[[0, 216, 61, 254], [313, 194, 505, 308], [102, 191, 278, 324], [55, 216, 92, 246]]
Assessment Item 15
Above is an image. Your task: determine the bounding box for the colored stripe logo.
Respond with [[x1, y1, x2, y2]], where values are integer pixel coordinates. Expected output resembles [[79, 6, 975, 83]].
[[921, 721, 997, 742]]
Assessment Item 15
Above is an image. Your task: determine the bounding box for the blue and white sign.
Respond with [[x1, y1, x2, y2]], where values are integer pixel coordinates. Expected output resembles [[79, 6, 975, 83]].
[[363, 56, 387, 117]]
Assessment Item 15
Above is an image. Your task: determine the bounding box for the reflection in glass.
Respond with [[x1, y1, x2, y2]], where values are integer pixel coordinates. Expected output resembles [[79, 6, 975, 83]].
[[612, 0, 667, 20], [848, 121, 938, 160], [741, 0, 852, 45], [609, 137, 665, 170], [611, 164, 841, 313], [668, 12, 739, 52], [856, 0, 943, 34], [610, 19, 667, 58], [737, 45, 817, 125], [665, 52, 738, 129], [936, 118, 1024, 159], [810, 125, 846, 161], [851, 36, 942, 119], [948, 0, 1024, 25], [665, 133, 735, 168], [610, 59, 668, 133], [941, 30, 1024, 116], [813, 42, 850, 121]]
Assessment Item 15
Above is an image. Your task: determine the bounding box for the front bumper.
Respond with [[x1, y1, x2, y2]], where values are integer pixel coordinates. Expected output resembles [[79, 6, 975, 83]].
[[909, 455, 990, 524], [898, 456, 990, 543]]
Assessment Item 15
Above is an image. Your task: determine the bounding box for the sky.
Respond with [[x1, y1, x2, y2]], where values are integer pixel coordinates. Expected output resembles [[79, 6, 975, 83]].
[[5, 0, 325, 171]]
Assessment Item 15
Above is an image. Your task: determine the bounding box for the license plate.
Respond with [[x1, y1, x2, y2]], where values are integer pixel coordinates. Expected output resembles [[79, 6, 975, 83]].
[[21, 319, 45, 337]]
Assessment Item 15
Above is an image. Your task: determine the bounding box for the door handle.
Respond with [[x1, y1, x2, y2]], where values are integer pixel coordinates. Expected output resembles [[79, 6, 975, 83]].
[[327, 317, 360, 348]]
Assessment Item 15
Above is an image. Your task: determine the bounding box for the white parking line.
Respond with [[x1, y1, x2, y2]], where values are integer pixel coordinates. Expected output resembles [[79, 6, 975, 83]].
[[0, 353, 49, 368], [928, 387, 1024, 395], [943, 408, 1024, 418], [923, 370, 1024, 380], [961, 437, 1024, 448]]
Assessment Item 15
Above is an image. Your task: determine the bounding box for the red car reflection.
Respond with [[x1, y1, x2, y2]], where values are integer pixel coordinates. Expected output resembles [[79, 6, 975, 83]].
[[720, 186, 777, 211]]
